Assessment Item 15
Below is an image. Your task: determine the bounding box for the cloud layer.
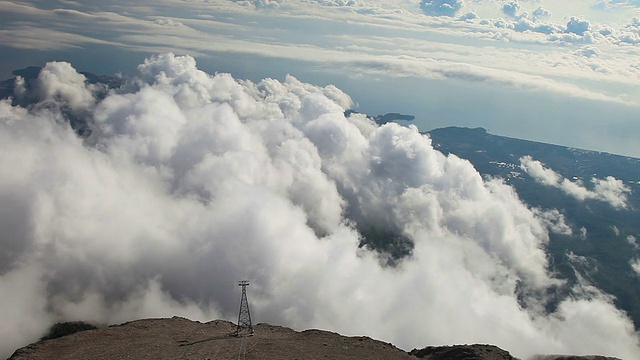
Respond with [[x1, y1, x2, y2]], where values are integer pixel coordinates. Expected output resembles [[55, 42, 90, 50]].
[[0, 54, 639, 359], [1, 1, 639, 161]]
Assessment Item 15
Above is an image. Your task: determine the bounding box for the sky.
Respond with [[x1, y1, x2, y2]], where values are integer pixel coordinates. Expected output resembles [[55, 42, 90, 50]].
[[0, 0, 639, 156], [1, 1, 640, 359]]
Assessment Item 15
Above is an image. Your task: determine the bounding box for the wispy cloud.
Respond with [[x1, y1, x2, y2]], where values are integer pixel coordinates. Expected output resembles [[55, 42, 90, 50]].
[[519, 155, 632, 209]]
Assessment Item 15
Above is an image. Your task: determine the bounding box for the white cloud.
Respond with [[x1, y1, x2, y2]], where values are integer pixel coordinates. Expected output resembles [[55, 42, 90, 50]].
[[613, 225, 620, 236], [532, 5, 552, 20], [566, 251, 591, 268], [313, 0, 360, 6], [0, 55, 639, 360], [502, 1, 521, 18], [511, 17, 561, 34], [575, 45, 601, 57], [420, 0, 463, 17], [580, 226, 588, 240], [566, 16, 591, 35], [13, 76, 27, 99], [631, 258, 640, 277], [232, 0, 286, 8], [35, 61, 98, 111], [592, 176, 634, 209], [533, 208, 573, 235], [538, 289, 639, 357], [2, 0, 640, 111], [595, 0, 640, 10], [459, 11, 478, 21], [519, 156, 632, 209]]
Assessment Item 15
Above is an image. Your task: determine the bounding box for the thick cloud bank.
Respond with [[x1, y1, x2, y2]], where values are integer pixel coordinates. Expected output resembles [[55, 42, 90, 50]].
[[519, 156, 631, 209], [1, 54, 639, 359]]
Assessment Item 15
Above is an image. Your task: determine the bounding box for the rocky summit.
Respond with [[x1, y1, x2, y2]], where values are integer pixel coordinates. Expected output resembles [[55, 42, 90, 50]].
[[9, 317, 413, 360], [410, 344, 516, 360], [8, 317, 622, 360]]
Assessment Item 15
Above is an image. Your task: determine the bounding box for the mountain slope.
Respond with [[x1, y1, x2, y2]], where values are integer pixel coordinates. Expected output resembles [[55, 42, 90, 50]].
[[427, 126, 640, 328]]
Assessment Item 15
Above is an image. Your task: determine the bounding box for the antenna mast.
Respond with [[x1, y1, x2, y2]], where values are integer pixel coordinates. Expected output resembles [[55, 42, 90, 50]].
[[235, 280, 253, 336]]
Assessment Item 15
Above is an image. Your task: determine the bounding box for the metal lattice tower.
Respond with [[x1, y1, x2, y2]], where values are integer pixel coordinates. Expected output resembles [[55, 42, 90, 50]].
[[236, 280, 253, 336]]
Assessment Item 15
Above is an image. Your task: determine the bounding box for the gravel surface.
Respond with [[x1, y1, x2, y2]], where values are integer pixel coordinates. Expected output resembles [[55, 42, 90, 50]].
[[8, 317, 415, 360], [8, 318, 622, 360]]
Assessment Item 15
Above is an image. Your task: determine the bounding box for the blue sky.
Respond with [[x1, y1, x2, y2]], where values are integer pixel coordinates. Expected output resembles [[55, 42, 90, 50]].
[[1, 0, 639, 156]]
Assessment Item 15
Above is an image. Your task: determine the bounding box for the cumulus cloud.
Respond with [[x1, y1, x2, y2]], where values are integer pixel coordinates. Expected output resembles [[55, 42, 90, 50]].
[[532, 208, 573, 236], [233, 0, 286, 8], [519, 156, 631, 209], [580, 226, 588, 240], [471, 10, 601, 45], [458, 11, 478, 21], [502, 1, 521, 18], [153, 18, 185, 27], [532, 6, 551, 21], [420, 0, 462, 17], [631, 258, 640, 277], [549, 31, 596, 45], [566, 16, 591, 35], [1, 54, 639, 360], [313, 0, 359, 6], [575, 45, 601, 58], [594, 0, 640, 10], [512, 18, 560, 34], [35, 61, 98, 111]]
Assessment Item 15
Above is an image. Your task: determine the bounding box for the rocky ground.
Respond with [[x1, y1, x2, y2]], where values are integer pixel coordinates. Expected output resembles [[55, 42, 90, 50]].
[[9, 317, 414, 360], [8, 317, 622, 360]]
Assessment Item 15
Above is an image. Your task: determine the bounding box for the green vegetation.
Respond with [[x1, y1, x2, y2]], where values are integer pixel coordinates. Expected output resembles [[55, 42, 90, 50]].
[[358, 227, 414, 266], [40, 322, 97, 341], [428, 126, 640, 329]]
